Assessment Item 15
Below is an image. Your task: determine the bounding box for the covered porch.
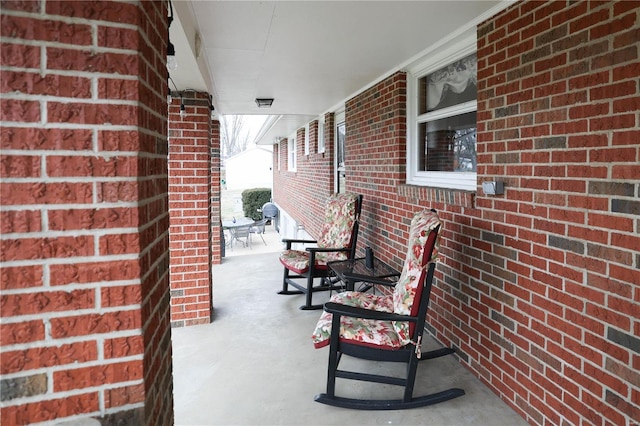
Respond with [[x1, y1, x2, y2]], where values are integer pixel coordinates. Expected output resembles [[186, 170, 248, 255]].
[[2, 1, 637, 424], [172, 251, 527, 425]]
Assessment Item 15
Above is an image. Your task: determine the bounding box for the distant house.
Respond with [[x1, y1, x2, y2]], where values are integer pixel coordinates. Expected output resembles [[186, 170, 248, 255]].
[[224, 145, 273, 190]]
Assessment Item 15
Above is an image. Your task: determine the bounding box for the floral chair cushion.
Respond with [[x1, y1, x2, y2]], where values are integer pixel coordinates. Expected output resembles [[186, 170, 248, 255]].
[[316, 193, 359, 249], [392, 210, 441, 317], [279, 193, 359, 274], [312, 291, 397, 349], [312, 210, 442, 349], [279, 250, 348, 274]]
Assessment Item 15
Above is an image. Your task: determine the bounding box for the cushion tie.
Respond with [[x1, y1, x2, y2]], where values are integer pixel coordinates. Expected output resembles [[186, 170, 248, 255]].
[[412, 335, 422, 359]]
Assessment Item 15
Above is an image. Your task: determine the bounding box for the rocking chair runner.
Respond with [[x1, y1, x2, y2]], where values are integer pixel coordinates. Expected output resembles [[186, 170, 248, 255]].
[[311, 209, 465, 410], [279, 193, 363, 310]]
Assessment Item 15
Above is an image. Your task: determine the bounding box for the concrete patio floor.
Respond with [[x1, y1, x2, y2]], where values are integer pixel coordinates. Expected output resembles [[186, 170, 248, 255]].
[[222, 222, 285, 258], [171, 227, 526, 425]]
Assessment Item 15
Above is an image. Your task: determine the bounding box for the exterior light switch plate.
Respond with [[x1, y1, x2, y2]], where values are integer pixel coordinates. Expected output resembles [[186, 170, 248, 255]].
[[482, 181, 504, 195]]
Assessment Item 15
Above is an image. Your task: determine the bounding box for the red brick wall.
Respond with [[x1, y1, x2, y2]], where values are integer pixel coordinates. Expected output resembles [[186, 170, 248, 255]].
[[471, 2, 639, 424], [273, 113, 335, 237], [346, 72, 412, 262], [272, 1, 639, 424], [168, 92, 215, 327], [1, 1, 173, 424]]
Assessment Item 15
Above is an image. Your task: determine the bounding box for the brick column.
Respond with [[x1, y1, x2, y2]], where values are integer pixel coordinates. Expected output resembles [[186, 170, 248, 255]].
[[0, 1, 173, 424], [168, 91, 216, 326]]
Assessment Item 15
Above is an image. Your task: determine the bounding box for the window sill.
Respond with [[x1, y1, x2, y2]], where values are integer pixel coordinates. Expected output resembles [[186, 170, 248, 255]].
[[397, 184, 475, 209]]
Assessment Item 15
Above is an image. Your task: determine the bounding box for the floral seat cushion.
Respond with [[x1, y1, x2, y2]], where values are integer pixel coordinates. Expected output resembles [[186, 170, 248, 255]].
[[279, 250, 348, 274], [312, 291, 400, 349], [312, 210, 442, 349], [279, 193, 359, 274]]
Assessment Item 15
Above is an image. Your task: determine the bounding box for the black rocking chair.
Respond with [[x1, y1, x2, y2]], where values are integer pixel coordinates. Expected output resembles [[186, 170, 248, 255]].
[[278, 193, 362, 310], [311, 209, 465, 409]]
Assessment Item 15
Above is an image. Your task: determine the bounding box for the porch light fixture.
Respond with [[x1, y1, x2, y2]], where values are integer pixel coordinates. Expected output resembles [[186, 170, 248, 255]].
[[167, 1, 178, 70], [255, 98, 274, 108]]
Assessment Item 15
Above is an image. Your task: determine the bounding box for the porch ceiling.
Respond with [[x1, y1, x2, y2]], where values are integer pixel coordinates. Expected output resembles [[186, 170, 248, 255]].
[[169, 1, 508, 143]]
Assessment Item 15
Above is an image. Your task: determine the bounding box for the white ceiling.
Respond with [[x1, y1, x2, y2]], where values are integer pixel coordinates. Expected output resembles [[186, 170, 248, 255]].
[[169, 1, 508, 143]]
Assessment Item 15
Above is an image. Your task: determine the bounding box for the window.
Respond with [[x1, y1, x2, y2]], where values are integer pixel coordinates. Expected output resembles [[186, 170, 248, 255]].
[[318, 115, 325, 153], [288, 135, 296, 171], [304, 124, 310, 155], [335, 110, 346, 193], [407, 41, 477, 191]]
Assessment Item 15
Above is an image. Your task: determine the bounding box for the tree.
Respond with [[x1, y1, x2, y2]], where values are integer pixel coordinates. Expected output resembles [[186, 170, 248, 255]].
[[220, 115, 250, 158]]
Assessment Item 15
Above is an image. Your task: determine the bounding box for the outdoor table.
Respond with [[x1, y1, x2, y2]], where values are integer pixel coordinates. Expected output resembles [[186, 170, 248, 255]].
[[222, 217, 254, 247], [328, 257, 401, 292]]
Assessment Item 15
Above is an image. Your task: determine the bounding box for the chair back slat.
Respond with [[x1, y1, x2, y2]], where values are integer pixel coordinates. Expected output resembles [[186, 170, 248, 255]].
[[250, 218, 268, 234], [233, 225, 251, 238]]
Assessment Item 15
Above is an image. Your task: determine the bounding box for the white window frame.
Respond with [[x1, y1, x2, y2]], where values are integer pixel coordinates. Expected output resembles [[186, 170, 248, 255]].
[[287, 134, 297, 171], [276, 141, 281, 171], [334, 109, 346, 193], [317, 115, 325, 153], [406, 35, 477, 191], [304, 124, 310, 155]]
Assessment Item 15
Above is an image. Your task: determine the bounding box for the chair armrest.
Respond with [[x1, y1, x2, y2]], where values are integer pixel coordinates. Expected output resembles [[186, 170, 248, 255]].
[[281, 238, 317, 249], [324, 302, 417, 323], [282, 238, 317, 244], [306, 247, 351, 253]]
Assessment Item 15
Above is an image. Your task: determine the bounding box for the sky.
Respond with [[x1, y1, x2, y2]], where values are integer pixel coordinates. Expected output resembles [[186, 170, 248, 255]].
[[241, 115, 268, 145]]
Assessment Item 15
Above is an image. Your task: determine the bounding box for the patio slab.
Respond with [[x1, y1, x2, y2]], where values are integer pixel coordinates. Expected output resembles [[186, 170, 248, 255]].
[[223, 222, 284, 258], [171, 251, 527, 425]]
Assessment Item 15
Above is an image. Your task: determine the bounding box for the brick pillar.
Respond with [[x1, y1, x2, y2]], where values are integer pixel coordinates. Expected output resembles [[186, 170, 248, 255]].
[[0, 1, 173, 424], [168, 91, 216, 326]]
